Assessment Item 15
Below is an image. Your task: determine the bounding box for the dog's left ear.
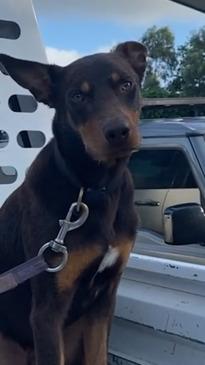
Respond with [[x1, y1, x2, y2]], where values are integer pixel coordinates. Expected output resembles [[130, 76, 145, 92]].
[[114, 41, 147, 83], [0, 54, 63, 108]]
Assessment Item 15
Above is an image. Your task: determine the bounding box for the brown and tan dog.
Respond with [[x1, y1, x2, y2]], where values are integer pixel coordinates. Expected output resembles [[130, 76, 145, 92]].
[[0, 41, 147, 365]]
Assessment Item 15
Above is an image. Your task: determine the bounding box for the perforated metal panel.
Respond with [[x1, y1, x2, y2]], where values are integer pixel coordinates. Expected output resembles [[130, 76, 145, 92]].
[[0, 0, 53, 205]]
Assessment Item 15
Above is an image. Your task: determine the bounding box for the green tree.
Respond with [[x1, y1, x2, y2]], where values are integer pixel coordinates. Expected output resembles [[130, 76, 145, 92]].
[[141, 25, 177, 82], [140, 25, 205, 118], [169, 27, 205, 97], [143, 68, 168, 98]]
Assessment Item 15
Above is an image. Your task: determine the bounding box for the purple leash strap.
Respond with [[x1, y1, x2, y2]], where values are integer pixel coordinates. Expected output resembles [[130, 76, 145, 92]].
[[0, 190, 89, 295], [0, 255, 48, 294]]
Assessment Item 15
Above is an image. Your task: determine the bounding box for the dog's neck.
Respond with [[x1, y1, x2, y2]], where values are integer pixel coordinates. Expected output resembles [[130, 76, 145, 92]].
[[53, 125, 127, 193]]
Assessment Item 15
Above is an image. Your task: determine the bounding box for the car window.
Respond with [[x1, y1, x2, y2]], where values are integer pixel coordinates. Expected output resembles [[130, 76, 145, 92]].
[[129, 149, 197, 189]]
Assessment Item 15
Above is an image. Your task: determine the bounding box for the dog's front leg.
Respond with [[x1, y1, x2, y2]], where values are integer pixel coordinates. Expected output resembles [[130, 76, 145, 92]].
[[30, 276, 72, 365], [81, 284, 118, 365], [31, 307, 64, 365], [83, 316, 109, 365]]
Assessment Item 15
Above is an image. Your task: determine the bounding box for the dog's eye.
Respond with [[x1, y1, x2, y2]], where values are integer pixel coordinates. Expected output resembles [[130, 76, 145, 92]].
[[71, 92, 85, 103], [120, 81, 132, 93]]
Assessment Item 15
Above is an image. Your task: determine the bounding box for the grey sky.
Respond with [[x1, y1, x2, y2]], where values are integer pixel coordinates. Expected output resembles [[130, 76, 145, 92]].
[[33, 0, 204, 25]]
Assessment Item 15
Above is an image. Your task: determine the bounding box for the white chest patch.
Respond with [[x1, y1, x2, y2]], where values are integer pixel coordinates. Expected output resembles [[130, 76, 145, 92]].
[[97, 246, 119, 274]]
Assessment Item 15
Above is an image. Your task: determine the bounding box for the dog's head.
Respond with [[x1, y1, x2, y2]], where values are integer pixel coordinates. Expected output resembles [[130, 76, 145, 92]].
[[0, 42, 147, 163]]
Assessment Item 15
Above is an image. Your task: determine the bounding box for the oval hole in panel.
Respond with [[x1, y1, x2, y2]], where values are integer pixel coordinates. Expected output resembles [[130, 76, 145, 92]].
[[0, 131, 9, 148], [0, 166, 17, 184], [17, 131, 46, 148], [0, 61, 8, 75], [9, 95, 38, 113], [0, 20, 21, 39]]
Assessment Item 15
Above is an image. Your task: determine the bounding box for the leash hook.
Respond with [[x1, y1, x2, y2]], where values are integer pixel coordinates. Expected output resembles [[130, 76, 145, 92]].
[[38, 188, 89, 273]]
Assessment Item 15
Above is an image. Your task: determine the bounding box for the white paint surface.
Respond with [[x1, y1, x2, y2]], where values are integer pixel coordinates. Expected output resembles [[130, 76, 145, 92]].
[[0, 0, 53, 206]]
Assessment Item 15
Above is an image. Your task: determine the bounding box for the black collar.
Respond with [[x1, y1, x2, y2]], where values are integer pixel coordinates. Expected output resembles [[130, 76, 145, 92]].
[[54, 142, 127, 195]]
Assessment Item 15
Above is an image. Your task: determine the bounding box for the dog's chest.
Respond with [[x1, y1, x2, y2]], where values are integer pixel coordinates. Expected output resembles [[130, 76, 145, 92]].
[[56, 196, 119, 291], [56, 238, 133, 293], [56, 237, 133, 324], [54, 185, 135, 322]]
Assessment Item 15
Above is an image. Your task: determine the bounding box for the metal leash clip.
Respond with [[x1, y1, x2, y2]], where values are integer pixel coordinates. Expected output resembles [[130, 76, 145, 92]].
[[38, 188, 89, 273]]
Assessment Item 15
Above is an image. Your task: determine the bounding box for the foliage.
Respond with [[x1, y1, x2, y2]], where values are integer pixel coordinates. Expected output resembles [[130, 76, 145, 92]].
[[141, 26, 177, 82], [169, 27, 205, 97], [140, 26, 205, 119]]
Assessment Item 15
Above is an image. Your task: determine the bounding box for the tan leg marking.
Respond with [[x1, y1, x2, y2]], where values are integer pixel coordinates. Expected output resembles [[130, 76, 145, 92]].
[[64, 314, 108, 365], [57, 245, 103, 292], [114, 239, 134, 268]]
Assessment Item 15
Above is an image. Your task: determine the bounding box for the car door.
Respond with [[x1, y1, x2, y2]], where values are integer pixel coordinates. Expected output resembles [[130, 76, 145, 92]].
[[129, 147, 200, 235], [129, 149, 175, 234]]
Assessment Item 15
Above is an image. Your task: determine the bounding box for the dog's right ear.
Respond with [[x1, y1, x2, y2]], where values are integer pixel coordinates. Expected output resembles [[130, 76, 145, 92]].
[[0, 54, 63, 108]]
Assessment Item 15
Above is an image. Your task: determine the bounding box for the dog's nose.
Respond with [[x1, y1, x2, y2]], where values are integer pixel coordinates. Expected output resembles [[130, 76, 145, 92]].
[[105, 124, 130, 145]]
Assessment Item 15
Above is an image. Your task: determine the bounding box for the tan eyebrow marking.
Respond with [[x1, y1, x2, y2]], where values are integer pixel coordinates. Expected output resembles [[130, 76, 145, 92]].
[[111, 72, 120, 82], [80, 81, 91, 93]]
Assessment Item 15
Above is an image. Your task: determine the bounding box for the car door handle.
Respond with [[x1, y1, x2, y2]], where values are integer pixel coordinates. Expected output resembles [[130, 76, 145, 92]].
[[134, 200, 160, 207]]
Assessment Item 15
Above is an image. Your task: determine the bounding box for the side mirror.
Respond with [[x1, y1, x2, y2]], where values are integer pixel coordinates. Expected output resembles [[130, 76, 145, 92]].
[[164, 203, 205, 245]]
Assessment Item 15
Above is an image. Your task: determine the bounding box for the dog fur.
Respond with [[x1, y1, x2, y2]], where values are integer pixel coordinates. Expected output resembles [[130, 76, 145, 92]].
[[0, 41, 147, 365]]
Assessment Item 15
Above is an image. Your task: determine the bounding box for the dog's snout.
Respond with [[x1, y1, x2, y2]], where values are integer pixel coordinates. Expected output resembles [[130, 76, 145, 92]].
[[105, 123, 130, 145]]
